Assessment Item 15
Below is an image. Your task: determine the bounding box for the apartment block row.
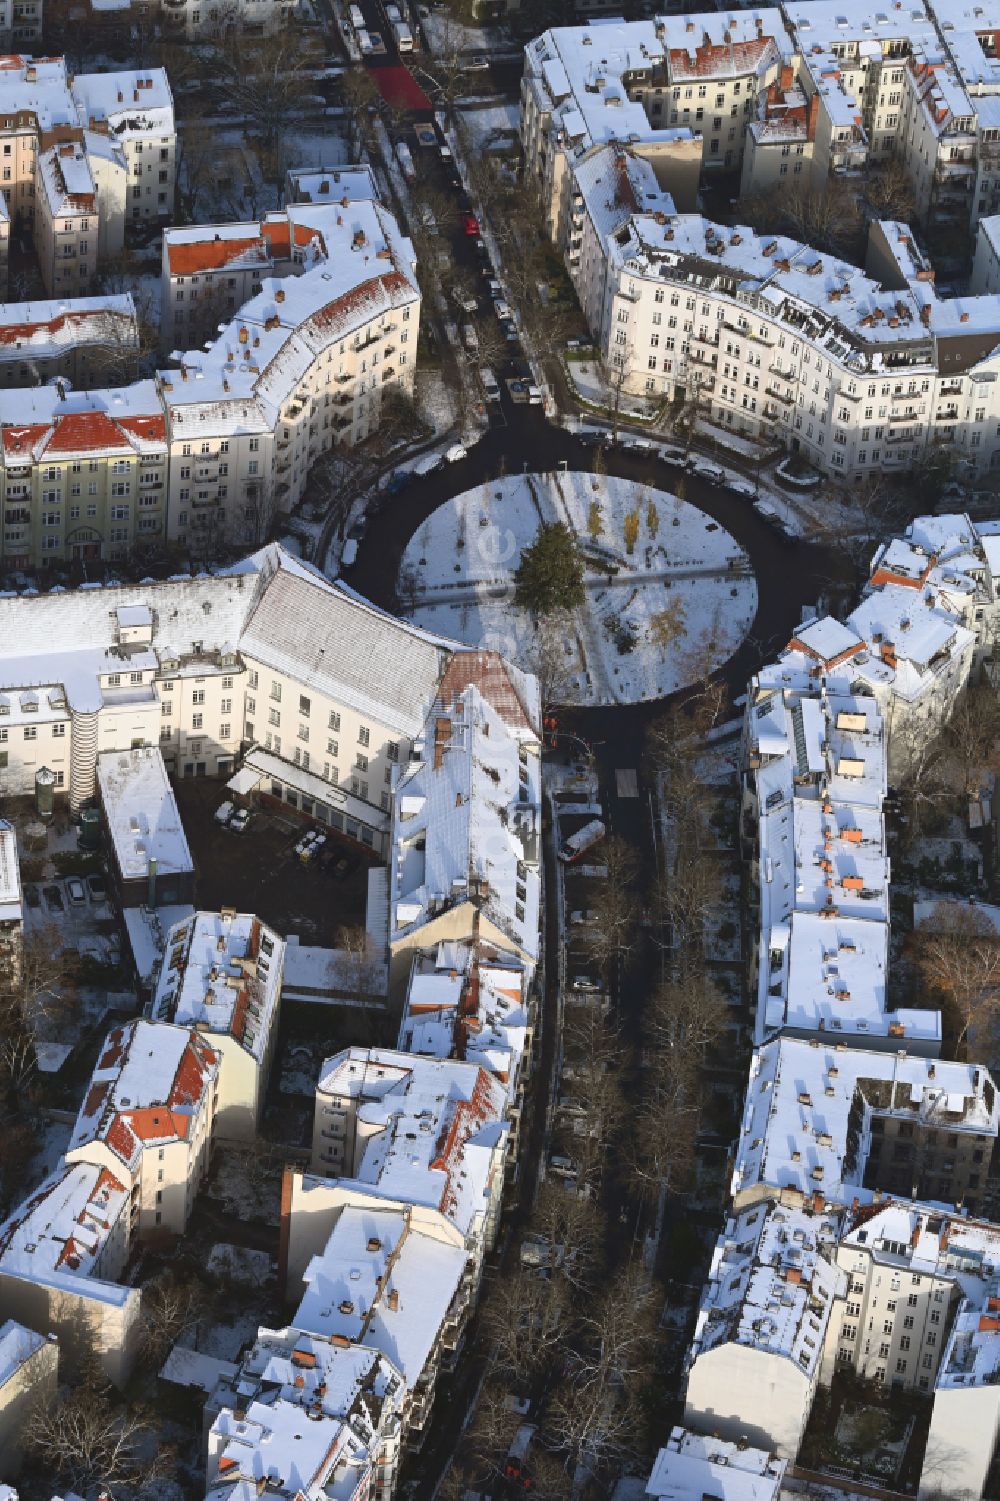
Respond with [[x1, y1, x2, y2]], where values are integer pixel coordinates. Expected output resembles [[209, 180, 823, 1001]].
[[522, 4, 1000, 242], [0, 183, 420, 569], [637, 513, 1000, 1500], [0, 56, 176, 296]]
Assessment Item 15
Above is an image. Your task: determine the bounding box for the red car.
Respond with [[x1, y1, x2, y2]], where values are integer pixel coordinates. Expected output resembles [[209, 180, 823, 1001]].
[[463, 213, 480, 235]]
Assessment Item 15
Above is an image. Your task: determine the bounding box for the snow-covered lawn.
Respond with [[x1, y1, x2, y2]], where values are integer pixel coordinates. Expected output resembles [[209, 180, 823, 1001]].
[[400, 472, 757, 707], [206, 1243, 274, 1287], [566, 357, 660, 421], [420, 9, 509, 53], [459, 100, 520, 153]]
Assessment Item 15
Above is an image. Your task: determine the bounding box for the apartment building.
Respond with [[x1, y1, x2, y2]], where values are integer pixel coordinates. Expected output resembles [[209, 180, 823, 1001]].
[[398, 944, 533, 1162], [160, 197, 420, 550], [0, 822, 21, 984], [0, 294, 138, 390], [0, 60, 173, 282], [646, 1429, 787, 1501], [206, 1330, 404, 1501], [733, 1038, 1000, 1215], [0, 1160, 141, 1383], [0, 380, 167, 569], [0, 1322, 57, 1479], [283, 1189, 471, 1449], [389, 670, 542, 998], [520, 14, 791, 245], [33, 141, 99, 296], [309, 1047, 508, 1259], [69, 69, 175, 224], [151, 908, 285, 1140], [0, 0, 41, 44], [97, 748, 195, 907], [64, 1018, 218, 1239], [284, 163, 378, 207], [973, 212, 1000, 291], [160, 216, 290, 353], [684, 1201, 844, 1457]]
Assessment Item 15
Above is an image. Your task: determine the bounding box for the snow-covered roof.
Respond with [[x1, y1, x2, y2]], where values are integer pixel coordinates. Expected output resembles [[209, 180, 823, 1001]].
[[689, 1201, 844, 1375], [208, 1396, 376, 1500], [70, 66, 174, 141], [1, 379, 166, 463], [0, 821, 21, 926], [285, 164, 378, 205], [646, 1427, 786, 1501], [67, 1018, 217, 1172], [238, 561, 448, 738], [37, 141, 95, 215], [160, 199, 418, 431], [0, 294, 137, 363], [293, 1200, 467, 1389], [96, 747, 193, 882], [398, 944, 530, 1105], [0, 1320, 48, 1391], [573, 143, 676, 243], [223, 1325, 404, 1425], [152, 910, 283, 1063], [0, 1160, 130, 1289], [315, 1046, 507, 1239], [732, 1038, 1000, 1207], [390, 684, 541, 960]]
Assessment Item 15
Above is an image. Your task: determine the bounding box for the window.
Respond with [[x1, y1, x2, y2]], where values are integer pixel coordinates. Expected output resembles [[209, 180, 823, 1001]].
[[269, 708, 281, 728], [23, 726, 36, 741], [387, 741, 399, 762], [220, 723, 231, 740], [298, 724, 309, 743], [221, 698, 232, 714], [53, 723, 65, 738], [358, 725, 370, 747], [299, 694, 311, 716], [356, 753, 369, 772], [192, 713, 203, 730], [271, 682, 282, 702]]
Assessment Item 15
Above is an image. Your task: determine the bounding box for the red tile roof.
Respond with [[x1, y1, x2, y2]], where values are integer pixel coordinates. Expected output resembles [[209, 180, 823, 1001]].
[[438, 651, 537, 736], [167, 232, 268, 276]]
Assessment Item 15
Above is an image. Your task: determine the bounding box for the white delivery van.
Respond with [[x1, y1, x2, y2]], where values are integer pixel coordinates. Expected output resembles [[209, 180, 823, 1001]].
[[394, 20, 414, 50], [396, 140, 416, 181], [480, 367, 500, 401], [357, 27, 373, 53], [462, 323, 479, 354], [349, 2, 364, 26], [558, 818, 606, 863]]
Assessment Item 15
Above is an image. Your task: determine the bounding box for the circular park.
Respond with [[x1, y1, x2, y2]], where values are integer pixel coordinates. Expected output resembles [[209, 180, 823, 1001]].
[[397, 471, 758, 707]]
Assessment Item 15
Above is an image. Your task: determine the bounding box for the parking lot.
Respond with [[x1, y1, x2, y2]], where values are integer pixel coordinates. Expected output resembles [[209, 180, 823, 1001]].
[[172, 778, 377, 946]]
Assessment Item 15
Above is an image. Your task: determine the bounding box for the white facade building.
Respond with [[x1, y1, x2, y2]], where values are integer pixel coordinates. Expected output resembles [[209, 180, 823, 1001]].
[[64, 1018, 218, 1239], [0, 294, 138, 390], [151, 909, 284, 1140]]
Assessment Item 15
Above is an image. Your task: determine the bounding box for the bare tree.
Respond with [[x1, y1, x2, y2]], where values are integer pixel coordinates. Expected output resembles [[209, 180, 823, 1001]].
[[341, 65, 381, 159], [543, 1263, 656, 1484], [524, 610, 579, 711], [580, 833, 638, 976], [334, 923, 385, 1001], [646, 967, 728, 1062], [863, 159, 916, 223], [141, 1273, 208, 1367], [219, 31, 326, 184], [481, 1265, 570, 1379], [914, 903, 1000, 1055], [25, 1379, 168, 1494]]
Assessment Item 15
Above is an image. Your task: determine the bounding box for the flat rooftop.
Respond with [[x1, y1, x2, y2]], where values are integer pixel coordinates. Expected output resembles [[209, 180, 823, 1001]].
[[96, 747, 193, 882]]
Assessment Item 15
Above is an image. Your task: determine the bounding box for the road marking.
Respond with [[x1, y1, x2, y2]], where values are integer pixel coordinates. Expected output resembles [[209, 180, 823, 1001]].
[[615, 768, 639, 798]]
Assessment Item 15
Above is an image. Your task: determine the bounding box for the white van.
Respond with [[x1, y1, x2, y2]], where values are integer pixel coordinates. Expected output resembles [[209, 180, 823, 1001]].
[[396, 140, 416, 181], [357, 27, 373, 53], [394, 20, 414, 50], [462, 323, 479, 354], [348, 2, 364, 26], [480, 367, 500, 401], [341, 539, 358, 568]]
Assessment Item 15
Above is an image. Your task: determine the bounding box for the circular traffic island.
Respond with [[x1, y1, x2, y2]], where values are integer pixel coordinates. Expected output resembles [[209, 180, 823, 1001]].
[[397, 471, 758, 707]]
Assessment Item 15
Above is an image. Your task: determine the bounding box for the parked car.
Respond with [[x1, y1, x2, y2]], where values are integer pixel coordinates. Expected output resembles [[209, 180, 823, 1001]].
[[215, 799, 235, 826], [462, 213, 479, 235], [445, 443, 468, 463], [413, 452, 443, 476], [229, 808, 252, 833], [86, 872, 107, 902], [526, 384, 543, 405], [493, 299, 512, 320], [466, 53, 490, 69], [569, 909, 598, 925], [570, 974, 601, 992], [66, 877, 87, 906], [42, 885, 63, 912], [558, 818, 606, 863]]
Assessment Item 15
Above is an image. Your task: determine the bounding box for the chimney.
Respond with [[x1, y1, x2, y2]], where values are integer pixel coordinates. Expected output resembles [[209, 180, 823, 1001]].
[[387, 1288, 399, 1311], [920, 303, 931, 326]]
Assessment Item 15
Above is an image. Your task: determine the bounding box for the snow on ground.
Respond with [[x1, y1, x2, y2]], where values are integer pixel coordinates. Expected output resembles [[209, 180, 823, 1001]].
[[420, 9, 509, 53], [566, 357, 659, 421], [459, 100, 520, 153], [194, 1311, 260, 1363], [206, 1243, 274, 1287], [415, 367, 459, 436], [177, 124, 352, 224], [203, 1146, 283, 1227], [400, 471, 757, 707]]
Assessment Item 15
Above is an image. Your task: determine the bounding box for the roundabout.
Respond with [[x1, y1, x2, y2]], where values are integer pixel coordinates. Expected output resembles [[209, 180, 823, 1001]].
[[397, 470, 758, 707]]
